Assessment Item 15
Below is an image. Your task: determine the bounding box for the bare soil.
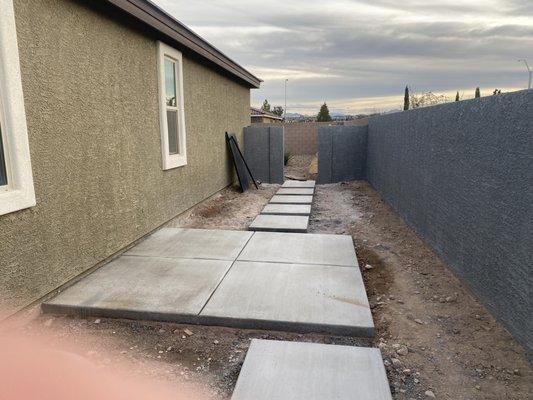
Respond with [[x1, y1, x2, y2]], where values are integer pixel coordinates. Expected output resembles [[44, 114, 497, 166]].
[[284, 154, 315, 181], [3, 181, 532, 399]]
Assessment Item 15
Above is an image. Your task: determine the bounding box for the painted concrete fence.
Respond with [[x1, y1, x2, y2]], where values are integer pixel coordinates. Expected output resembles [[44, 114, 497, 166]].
[[366, 89, 533, 358]]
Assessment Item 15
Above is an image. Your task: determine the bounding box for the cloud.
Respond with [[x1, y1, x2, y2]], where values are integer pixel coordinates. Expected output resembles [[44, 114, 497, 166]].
[[152, 0, 533, 114]]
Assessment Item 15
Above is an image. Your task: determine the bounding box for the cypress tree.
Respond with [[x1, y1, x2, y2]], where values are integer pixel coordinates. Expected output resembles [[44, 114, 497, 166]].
[[316, 103, 332, 122], [475, 87, 481, 98], [455, 91, 460, 102], [403, 86, 410, 110]]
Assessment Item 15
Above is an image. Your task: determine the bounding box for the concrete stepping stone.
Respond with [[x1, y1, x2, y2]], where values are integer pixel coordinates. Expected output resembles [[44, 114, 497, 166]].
[[231, 340, 392, 400], [200, 261, 373, 336], [269, 195, 313, 204], [249, 215, 309, 233], [261, 204, 311, 216], [276, 188, 314, 196], [126, 228, 253, 261], [238, 232, 358, 267], [42, 255, 232, 322], [282, 180, 316, 188]]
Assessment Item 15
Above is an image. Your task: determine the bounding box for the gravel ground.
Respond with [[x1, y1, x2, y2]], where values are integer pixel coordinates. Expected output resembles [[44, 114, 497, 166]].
[[2, 180, 532, 399]]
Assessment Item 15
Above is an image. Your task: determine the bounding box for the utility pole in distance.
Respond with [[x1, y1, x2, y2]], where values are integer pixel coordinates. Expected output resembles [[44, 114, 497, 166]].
[[284, 79, 288, 121], [518, 59, 532, 89]]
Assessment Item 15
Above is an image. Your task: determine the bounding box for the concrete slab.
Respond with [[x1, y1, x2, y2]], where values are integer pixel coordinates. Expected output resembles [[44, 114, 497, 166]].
[[200, 261, 373, 336], [42, 256, 233, 322], [231, 340, 392, 400], [238, 232, 358, 267], [126, 228, 253, 260], [249, 215, 309, 233], [282, 180, 316, 188], [261, 204, 311, 216], [276, 188, 314, 196], [269, 195, 313, 204]]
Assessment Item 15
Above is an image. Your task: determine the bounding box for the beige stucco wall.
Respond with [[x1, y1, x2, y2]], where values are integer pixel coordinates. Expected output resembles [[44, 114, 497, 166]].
[[0, 0, 250, 317]]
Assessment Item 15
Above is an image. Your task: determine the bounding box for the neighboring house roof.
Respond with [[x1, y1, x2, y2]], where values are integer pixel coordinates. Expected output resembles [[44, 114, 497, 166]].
[[97, 0, 261, 88], [250, 107, 283, 120]]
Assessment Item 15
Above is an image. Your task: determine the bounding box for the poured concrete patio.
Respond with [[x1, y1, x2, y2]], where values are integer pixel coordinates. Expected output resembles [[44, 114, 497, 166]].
[[43, 228, 373, 336]]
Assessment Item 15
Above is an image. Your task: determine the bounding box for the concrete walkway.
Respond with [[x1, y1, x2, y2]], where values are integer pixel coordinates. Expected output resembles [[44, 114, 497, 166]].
[[231, 340, 392, 400], [43, 228, 374, 336], [249, 180, 316, 233]]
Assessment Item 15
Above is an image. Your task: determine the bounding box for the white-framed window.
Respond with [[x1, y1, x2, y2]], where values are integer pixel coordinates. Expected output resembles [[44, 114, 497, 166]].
[[0, 0, 35, 216], [157, 41, 187, 170]]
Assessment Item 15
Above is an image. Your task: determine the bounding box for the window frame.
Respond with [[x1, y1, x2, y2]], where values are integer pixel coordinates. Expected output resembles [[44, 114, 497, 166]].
[[157, 41, 187, 170], [0, 0, 35, 215]]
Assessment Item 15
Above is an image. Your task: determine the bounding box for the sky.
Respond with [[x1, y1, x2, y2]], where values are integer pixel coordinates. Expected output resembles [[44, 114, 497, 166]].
[[152, 0, 533, 115]]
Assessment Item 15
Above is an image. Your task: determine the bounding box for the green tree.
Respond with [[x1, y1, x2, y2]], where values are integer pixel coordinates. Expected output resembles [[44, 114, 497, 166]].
[[316, 103, 332, 122], [272, 106, 284, 116], [403, 86, 410, 110], [455, 91, 460, 102], [475, 87, 481, 98], [261, 99, 271, 112]]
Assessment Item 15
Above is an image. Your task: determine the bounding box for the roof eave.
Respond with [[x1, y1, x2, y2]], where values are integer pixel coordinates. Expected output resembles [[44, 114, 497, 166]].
[[101, 0, 262, 88]]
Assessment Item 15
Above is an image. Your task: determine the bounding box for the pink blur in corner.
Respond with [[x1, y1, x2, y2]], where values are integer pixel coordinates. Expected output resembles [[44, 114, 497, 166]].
[[0, 332, 204, 400]]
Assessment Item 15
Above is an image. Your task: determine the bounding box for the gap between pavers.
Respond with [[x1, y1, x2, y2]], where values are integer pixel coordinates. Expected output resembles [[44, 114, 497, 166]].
[[276, 188, 314, 196], [261, 204, 311, 216], [249, 214, 309, 233], [269, 195, 313, 204], [231, 339, 392, 400], [282, 180, 316, 189]]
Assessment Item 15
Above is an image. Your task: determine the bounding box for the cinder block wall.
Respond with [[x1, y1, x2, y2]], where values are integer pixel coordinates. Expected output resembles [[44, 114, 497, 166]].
[[283, 119, 369, 155], [317, 125, 368, 183], [366, 89, 533, 358]]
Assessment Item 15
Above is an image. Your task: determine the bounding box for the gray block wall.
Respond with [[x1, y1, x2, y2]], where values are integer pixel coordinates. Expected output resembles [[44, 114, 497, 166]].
[[244, 125, 284, 184], [366, 89, 533, 358], [317, 125, 368, 184]]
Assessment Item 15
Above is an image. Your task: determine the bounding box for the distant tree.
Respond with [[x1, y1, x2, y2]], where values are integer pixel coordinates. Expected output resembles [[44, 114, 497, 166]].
[[493, 89, 502, 95], [271, 106, 284, 116], [316, 103, 332, 122], [455, 91, 460, 101], [261, 99, 271, 112], [410, 91, 449, 109], [475, 87, 481, 98], [403, 86, 410, 110]]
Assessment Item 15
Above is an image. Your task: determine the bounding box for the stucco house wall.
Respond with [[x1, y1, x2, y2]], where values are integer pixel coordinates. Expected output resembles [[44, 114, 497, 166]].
[[0, 0, 251, 317]]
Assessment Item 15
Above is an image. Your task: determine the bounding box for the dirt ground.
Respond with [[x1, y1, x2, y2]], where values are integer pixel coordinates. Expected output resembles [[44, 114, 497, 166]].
[[3, 177, 532, 399]]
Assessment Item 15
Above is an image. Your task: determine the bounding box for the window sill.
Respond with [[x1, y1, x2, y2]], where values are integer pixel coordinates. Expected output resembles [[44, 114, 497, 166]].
[[0, 188, 36, 216], [163, 154, 187, 170]]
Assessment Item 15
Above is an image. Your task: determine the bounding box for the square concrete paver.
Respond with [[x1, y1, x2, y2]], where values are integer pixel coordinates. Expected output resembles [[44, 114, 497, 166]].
[[282, 180, 316, 189], [261, 204, 311, 216], [249, 215, 309, 233], [42, 255, 233, 322], [276, 188, 314, 196], [269, 195, 313, 204], [231, 340, 392, 400], [200, 261, 373, 336], [126, 228, 253, 260], [238, 232, 358, 267]]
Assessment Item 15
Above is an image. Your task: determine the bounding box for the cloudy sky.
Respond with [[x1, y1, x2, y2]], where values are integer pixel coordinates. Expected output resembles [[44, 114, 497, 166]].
[[152, 0, 533, 115]]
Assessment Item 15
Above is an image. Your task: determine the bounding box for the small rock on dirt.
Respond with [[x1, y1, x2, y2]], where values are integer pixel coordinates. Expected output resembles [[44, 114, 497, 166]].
[[414, 319, 424, 325], [184, 329, 194, 336], [425, 390, 436, 398], [396, 345, 409, 356]]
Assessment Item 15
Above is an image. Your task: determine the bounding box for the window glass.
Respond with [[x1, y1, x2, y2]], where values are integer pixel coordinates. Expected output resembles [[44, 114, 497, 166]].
[[166, 110, 179, 155], [164, 58, 177, 107]]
